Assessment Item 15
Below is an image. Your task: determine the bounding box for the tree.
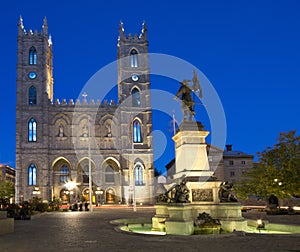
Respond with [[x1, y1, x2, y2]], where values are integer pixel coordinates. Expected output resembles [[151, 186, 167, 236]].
[[0, 181, 15, 206], [235, 130, 300, 199]]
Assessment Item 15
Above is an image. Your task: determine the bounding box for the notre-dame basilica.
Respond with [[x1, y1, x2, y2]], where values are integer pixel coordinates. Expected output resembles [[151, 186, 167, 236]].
[[15, 17, 154, 205]]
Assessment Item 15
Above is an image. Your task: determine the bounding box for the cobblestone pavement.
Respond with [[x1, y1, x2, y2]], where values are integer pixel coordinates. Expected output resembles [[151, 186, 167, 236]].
[[0, 207, 300, 252]]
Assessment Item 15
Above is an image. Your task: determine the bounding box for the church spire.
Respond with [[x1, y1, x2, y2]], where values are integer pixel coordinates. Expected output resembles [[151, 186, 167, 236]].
[[118, 20, 125, 40], [141, 21, 148, 40], [18, 16, 25, 35], [42, 16, 48, 35]]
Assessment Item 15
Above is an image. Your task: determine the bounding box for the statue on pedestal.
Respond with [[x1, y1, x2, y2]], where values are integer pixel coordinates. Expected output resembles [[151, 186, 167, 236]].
[[175, 70, 202, 121]]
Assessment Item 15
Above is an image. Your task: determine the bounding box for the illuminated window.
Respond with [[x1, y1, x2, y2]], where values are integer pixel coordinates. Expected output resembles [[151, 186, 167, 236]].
[[29, 46, 37, 65], [134, 164, 143, 185], [60, 165, 69, 183], [29, 86, 37, 105], [130, 49, 138, 67], [105, 166, 115, 183], [133, 120, 142, 143], [132, 88, 140, 107], [28, 164, 37, 186], [28, 118, 37, 142]]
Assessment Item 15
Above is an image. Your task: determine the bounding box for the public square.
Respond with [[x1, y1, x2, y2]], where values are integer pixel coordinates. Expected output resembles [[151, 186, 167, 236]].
[[0, 207, 300, 252]]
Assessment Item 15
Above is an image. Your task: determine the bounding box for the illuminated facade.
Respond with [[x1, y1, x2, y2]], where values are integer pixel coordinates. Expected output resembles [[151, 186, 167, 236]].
[[15, 18, 154, 204]]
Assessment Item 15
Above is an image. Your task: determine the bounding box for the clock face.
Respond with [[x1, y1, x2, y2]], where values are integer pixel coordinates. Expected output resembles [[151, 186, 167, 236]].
[[28, 72, 37, 79], [131, 74, 139, 82]]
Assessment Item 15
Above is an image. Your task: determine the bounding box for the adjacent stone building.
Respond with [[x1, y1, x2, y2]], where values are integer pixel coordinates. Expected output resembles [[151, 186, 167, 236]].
[[15, 18, 154, 204], [0, 165, 15, 183], [223, 144, 254, 183]]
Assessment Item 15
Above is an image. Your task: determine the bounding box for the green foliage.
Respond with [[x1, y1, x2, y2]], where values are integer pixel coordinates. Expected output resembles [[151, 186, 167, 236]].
[[30, 197, 48, 212], [48, 196, 61, 211], [0, 181, 15, 205], [235, 130, 300, 199]]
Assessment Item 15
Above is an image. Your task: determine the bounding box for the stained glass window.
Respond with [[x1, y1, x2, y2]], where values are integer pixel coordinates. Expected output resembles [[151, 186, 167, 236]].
[[28, 164, 37, 186], [28, 118, 37, 142]]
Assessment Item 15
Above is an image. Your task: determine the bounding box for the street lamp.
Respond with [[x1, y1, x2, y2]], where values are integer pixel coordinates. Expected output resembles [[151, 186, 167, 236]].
[[83, 92, 93, 212]]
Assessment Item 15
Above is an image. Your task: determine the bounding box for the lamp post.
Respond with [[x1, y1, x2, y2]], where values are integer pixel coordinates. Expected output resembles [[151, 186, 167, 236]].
[[131, 113, 136, 212], [83, 92, 93, 212], [88, 118, 93, 212]]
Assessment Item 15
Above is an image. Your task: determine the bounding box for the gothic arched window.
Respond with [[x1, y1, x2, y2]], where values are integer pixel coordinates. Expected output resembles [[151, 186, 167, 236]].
[[105, 166, 115, 183], [130, 49, 138, 67], [132, 88, 140, 107], [28, 163, 37, 186], [28, 118, 37, 142], [29, 46, 37, 65], [134, 164, 143, 185], [133, 120, 142, 143], [28, 86, 37, 105], [60, 165, 69, 183]]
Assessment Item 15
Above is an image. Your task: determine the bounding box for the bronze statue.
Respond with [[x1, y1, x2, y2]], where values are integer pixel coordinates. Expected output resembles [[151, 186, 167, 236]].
[[156, 180, 190, 203], [218, 182, 238, 202], [175, 70, 202, 121], [175, 80, 195, 121]]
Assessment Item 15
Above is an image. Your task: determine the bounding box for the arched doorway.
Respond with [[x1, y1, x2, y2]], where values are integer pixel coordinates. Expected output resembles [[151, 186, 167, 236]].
[[82, 187, 95, 203], [60, 189, 70, 203], [106, 188, 115, 204]]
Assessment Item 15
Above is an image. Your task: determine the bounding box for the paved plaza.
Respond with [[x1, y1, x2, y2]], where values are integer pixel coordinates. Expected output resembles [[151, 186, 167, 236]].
[[0, 207, 300, 252]]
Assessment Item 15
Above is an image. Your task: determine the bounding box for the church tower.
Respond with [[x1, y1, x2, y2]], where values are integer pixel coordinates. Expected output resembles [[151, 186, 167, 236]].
[[15, 17, 53, 202], [117, 21, 154, 203]]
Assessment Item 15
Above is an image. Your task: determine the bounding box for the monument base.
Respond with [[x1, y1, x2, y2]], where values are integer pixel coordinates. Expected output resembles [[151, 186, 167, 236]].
[[152, 203, 247, 235]]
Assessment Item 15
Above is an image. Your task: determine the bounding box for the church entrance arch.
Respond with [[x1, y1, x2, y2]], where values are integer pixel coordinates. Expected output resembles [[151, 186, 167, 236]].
[[82, 187, 94, 203], [105, 188, 116, 204], [60, 189, 70, 203]]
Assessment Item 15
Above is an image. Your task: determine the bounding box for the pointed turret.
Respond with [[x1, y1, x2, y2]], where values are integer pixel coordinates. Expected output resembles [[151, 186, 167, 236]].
[[141, 20, 148, 40], [42, 16, 48, 35], [18, 16, 25, 35], [118, 20, 125, 40]]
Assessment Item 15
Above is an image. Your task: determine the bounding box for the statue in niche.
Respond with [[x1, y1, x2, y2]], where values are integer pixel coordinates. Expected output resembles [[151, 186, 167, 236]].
[[58, 124, 64, 137], [174, 70, 202, 121], [104, 119, 112, 137], [81, 124, 88, 137], [218, 181, 238, 202]]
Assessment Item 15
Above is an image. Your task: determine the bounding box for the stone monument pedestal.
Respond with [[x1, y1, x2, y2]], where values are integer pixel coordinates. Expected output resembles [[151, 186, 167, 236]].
[[152, 120, 247, 235]]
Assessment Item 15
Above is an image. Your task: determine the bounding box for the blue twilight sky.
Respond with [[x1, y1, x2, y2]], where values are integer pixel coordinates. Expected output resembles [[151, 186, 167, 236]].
[[0, 0, 300, 174]]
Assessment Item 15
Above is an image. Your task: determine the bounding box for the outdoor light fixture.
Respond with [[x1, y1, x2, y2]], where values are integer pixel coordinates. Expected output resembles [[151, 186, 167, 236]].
[[256, 218, 265, 232], [32, 187, 40, 195], [65, 181, 76, 191]]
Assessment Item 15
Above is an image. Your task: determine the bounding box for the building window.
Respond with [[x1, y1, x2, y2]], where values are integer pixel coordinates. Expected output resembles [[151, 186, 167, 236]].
[[60, 165, 69, 183], [132, 88, 140, 107], [28, 164, 37, 186], [133, 120, 142, 143], [29, 46, 37, 65], [229, 160, 234, 165], [130, 49, 138, 67], [134, 164, 143, 186], [230, 171, 235, 177], [82, 165, 89, 184], [28, 118, 37, 142], [29, 86, 37, 105], [241, 161, 246, 165], [105, 166, 115, 183]]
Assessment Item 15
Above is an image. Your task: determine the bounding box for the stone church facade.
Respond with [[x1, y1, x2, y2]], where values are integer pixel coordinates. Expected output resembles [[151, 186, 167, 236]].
[[15, 18, 154, 205]]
